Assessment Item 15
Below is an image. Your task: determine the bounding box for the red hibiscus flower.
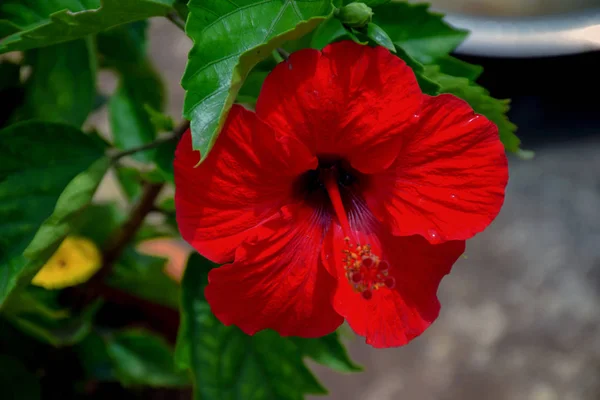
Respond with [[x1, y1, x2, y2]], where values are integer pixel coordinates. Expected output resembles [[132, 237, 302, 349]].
[[174, 41, 508, 348]]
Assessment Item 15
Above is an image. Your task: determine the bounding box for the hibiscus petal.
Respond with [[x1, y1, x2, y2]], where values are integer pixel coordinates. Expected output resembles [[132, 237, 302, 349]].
[[365, 94, 508, 244], [256, 40, 422, 173], [205, 205, 343, 338], [174, 105, 317, 263], [323, 207, 464, 348]]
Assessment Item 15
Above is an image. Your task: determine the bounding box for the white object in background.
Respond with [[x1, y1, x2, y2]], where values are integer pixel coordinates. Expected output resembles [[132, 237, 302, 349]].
[[442, 10, 600, 57]]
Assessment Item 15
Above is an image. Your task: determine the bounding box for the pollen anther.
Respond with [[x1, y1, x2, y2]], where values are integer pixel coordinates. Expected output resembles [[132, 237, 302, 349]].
[[341, 239, 394, 300]]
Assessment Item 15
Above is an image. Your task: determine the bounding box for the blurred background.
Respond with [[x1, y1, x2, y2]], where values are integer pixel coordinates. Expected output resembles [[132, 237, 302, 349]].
[[92, 1, 600, 398]]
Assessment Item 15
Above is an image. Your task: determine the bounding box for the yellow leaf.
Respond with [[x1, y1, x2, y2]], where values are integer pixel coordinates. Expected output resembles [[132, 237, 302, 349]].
[[32, 236, 102, 290]]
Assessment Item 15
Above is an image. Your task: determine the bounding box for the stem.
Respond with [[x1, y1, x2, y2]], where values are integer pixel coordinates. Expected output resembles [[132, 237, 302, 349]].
[[99, 182, 165, 285], [276, 47, 290, 60], [166, 11, 186, 32], [111, 134, 177, 161], [111, 120, 190, 161]]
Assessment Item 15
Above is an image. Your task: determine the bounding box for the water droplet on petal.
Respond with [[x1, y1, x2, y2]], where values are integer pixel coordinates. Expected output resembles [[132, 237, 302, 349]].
[[428, 229, 439, 240], [450, 193, 457, 200]]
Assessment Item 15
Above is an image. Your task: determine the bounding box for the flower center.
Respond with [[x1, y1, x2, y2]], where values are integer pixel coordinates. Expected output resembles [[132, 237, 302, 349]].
[[341, 238, 395, 300], [321, 168, 393, 300]]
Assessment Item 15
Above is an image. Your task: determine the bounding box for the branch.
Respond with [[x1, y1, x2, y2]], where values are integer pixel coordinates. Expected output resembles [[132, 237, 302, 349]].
[[99, 182, 164, 281], [111, 120, 190, 161], [70, 120, 189, 312], [70, 181, 164, 311]]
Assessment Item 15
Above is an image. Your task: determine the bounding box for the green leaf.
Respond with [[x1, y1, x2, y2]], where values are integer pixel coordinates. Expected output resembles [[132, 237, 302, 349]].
[[109, 82, 159, 162], [3, 287, 69, 320], [20, 38, 96, 127], [153, 139, 177, 182], [293, 332, 362, 373], [72, 202, 124, 246], [77, 332, 117, 381], [355, 0, 391, 6], [0, 20, 19, 38], [393, 46, 440, 95], [347, 27, 368, 45], [104, 329, 190, 388], [372, 2, 467, 64], [70, 202, 179, 307], [310, 16, 348, 49], [145, 104, 175, 132], [436, 55, 483, 81], [115, 167, 143, 201], [158, 197, 175, 213], [0, 355, 41, 400], [175, 254, 326, 399], [0, 61, 23, 126], [238, 70, 269, 104], [0, 61, 20, 91], [174, 0, 189, 20], [108, 248, 180, 309], [0, 122, 108, 307], [0, 0, 176, 54], [365, 22, 394, 52], [4, 290, 103, 347], [183, 0, 333, 162], [424, 66, 520, 152], [99, 21, 164, 163]]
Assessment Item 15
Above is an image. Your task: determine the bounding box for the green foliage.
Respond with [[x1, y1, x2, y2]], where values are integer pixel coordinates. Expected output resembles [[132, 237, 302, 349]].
[[176, 254, 331, 399], [310, 16, 348, 49], [0, 0, 175, 53], [0, 61, 23, 126], [0, 61, 20, 90], [78, 329, 190, 387], [372, 2, 468, 64], [104, 329, 190, 387], [364, 22, 395, 52], [3, 289, 103, 346], [73, 203, 124, 246], [293, 333, 362, 373], [0, 1, 520, 398], [145, 104, 175, 132], [98, 21, 165, 162], [393, 45, 441, 95], [182, 0, 333, 162], [78, 332, 117, 381], [20, 38, 96, 127], [153, 139, 178, 182], [436, 55, 483, 81], [109, 248, 180, 309], [0, 122, 108, 307], [0, 355, 41, 399], [73, 202, 180, 307], [115, 167, 144, 201]]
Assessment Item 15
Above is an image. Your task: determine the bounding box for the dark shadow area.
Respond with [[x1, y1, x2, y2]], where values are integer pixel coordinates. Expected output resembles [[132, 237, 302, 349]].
[[459, 51, 600, 147]]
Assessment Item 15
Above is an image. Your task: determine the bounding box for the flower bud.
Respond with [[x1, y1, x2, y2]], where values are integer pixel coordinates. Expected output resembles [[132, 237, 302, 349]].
[[336, 3, 374, 28]]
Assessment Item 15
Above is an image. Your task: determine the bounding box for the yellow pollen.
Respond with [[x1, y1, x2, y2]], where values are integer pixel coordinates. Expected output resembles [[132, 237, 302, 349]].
[[341, 238, 395, 300]]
